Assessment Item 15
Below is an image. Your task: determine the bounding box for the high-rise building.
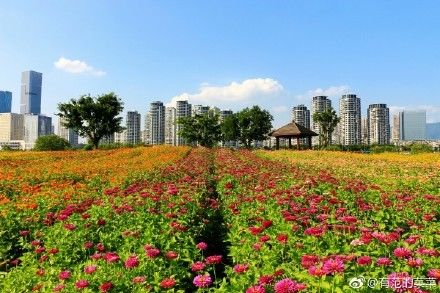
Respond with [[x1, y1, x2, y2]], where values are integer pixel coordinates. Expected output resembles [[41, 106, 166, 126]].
[[145, 101, 165, 145], [399, 110, 426, 141], [125, 111, 141, 144], [192, 105, 210, 116], [21, 71, 42, 115], [311, 96, 332, 146], [392, 114, 400, 142], [58, 117, 78, 146], [175, 100, 192, 146], [361, 118, 369, 144], [23, 114, 52, 149], [0, 91, 12, 113], [292, 104, 311, 145], [367, 104, 390, 145], [0, 113, 24, 141], [165, 107, 176, 146], [339, 94, 361, 145]]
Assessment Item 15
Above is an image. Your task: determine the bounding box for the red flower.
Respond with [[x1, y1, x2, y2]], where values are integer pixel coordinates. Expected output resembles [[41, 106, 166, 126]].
[[99, 282, 113, 292], [166, 251, 178, 260], [146, 248, 160, 258], [125, 255, 139, 269], [301, 255, 319, 269], [246, 285, 266, 293], [160, 278, 176, 289], [357, 256, 372, 266], [196, 242, 208, 250], [84, 265, 97, 274], [191, 261, 206, 272], [104, 252, 120, 263], [75, 280, 89, 290], [377, 257, 392, 266], [59, 270, 71, 280], [233, 264, 249, 274], [276, 234, 288, 244], [393, 247, 412, 259], [206, 255, 222, 265], [133, 276, 146, 284], [258, 275, 274, 285]]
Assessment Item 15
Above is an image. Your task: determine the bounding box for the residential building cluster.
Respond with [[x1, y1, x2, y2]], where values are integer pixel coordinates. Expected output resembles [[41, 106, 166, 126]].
[[0, 69, 438, 150]]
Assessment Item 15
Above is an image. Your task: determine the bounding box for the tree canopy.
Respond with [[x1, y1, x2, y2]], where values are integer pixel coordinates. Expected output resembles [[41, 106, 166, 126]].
[[57, 93, 124, 149], [177, 111, 222, 148], [221, 106, 273, 148], [34, 135, 71, 151], [312, 107, 340, 147]]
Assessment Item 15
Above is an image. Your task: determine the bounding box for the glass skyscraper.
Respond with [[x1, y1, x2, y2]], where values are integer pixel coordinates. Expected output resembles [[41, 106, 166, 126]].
[[0, 91, 12, 113], [399, 110, 426, 140], [20, 71, 42, 115]]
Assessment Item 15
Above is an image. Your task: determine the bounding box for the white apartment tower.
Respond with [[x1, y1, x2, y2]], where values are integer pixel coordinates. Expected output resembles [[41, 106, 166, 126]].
[[0, 113, 24, 141], [192, 105, 210, 116], [125, 111, 141, 144], [175, 100, 192, 146], [292, 104, 311, 145], [145, 101, 165, 145], [165, 107, 177, 146], [339, 94, 361, 145], [367, 104, 390, 145], [311, 96, 332, 146]]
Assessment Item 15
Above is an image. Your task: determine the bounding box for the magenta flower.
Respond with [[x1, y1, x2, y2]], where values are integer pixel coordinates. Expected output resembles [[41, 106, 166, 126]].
[[196, 242, 208, 250], [104, 252, 120, 263], [377, 257, 392, 266], [125, 255, 139, 269], [357, 256, 372, 266], [84, 265, 97, 274], [427, 269, 440, 280], [322, 258, 345, 275], [233, 264, 249, 274], [258, 275, 274, 285], [246, 285, 266, 293], [146, 248, 160, 258], [387, 272, 414, 292], [59, 270, 71, 280], [206, 255, 222, 264], [407, 258, 423, 267], [193, 274, 212, 288], [191, 261, 206, 272], [274, 278, 306, 293], [393, 247, 412, 258], [75, 279, 89, 290]]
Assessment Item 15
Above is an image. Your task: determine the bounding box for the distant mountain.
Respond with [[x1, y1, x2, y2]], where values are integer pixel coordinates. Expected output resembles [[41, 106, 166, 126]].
[[427, 122, 440, 140]]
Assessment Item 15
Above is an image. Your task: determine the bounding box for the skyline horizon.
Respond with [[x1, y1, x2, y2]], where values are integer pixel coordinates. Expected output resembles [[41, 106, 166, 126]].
[[2, 1, 440, 127]]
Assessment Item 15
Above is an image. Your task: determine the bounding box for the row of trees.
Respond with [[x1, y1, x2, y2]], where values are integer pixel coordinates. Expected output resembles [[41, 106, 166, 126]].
[[55, 92, 341, 149], [177, 106, 273, 148]]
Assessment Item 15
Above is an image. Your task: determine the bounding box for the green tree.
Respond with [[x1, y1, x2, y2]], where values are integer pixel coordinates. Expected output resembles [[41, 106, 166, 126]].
[[57, 93, 124, 149], [34, 135, 71, 151], [221, 106, 273, 148], [177, 111, 222, 148], [312, 107, 340, 147]]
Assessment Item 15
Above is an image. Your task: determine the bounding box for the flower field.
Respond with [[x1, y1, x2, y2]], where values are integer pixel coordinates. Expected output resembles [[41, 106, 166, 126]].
[[0, 147, 439, 292]]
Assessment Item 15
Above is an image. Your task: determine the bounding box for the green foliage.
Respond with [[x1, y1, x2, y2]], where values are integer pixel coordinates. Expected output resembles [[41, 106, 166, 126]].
[[33, 135, 71, 151], [312, 107, 340, 147], [370, 144, 399, 153], [409, 142, 433, 154], [221, 106, 273, 148], [0, 145, 13, 151], [177, 111, 222, 147], [57, 92, 124, 149]]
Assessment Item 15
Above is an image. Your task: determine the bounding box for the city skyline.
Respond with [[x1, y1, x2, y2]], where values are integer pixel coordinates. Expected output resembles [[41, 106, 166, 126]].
[[1, 1, 440, 127]]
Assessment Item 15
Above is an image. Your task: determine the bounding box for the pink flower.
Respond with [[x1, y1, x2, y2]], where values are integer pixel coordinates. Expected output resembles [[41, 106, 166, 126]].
[[258, 275, 274, 285], [53, 284, 65, 292], [84, 265, 97, 274], [393, 247, 412, 259], [125, 255, 139, 269], [246, 285, 266, 293], [322, 258, 345, 275], [427, 269, 440, 280], [160, 278, 176, 289], [191, 261, 206, 272], [357, 256, 372, 266], [104, 252, 120, 263], [407, 258, 423, 267], [166, 251, 178, 260], [59, 270, 71, 280], [377, 257, 392, 266], [96, 243, 105, 252], [274, 278, 306, 293], [146, 248, 160, 258], [308, 266, 325, 277], [83, 241, 93, 249], [133, 276, 146, 284], [193, 274, 212, 288], [99, 282, 113, 292], [75, 280, 89, 290], [233, 264, 249, 274], [205, 255, 222, 265], [196, 242, 208, 250]]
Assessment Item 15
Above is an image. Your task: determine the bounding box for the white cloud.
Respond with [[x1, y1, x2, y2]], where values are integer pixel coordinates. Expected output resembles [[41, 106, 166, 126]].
[[167, 78, 283, 107], [296, 85, 351, 101], [54, 57, 106, 76], [389, 105, 440, 123]]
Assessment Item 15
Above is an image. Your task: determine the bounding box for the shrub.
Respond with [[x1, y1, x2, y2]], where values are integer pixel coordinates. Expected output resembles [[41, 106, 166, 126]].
[[33, 135, 71, 151]]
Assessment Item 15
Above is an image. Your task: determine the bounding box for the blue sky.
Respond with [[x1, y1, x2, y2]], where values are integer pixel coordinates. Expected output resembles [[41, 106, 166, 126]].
[[1, 0, 440, 127]]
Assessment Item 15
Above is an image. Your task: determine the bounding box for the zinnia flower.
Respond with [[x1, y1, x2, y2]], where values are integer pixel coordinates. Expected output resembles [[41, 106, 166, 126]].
[[196, 242, 208, 250], [59, 270, 71, 280], [274, 278, 306, 293], [357, 256, 372, 266], [99, 282, 113, 292], [427, 269, 440, 280], [133, 276, 146, 284], [84, 265, 97, 274], [165, 251, 178, 260], [146, 248, 160, 258], [160, 278, 176, 289], [246, 285, 266, 293], [191, 261, 206, 272], [233, 264, 249, 274], [104, 252, 120, 263], [193, 274, 212, 288], [387, 272, 414, 292], [75, 280, 89, 290], [377, 257, 392, 266], [322, 258, 345, 275], [125, 255, 139, 269], [206, 255, 222, 264]]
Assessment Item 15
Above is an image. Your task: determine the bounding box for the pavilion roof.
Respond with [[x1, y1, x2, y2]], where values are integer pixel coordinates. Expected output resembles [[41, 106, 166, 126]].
[[270, 121, 318, 138]]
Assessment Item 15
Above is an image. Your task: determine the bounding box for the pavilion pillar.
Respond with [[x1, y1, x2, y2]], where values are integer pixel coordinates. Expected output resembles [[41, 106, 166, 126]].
[[297, 137, 300, 150], [288, 138, 292, 149], [276, 137, 280, 150], [308, 136, 312, 149]]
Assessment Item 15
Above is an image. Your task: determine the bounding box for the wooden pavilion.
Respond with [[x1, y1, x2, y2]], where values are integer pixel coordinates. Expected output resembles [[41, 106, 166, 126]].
[[270, 121, 318, 150]]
